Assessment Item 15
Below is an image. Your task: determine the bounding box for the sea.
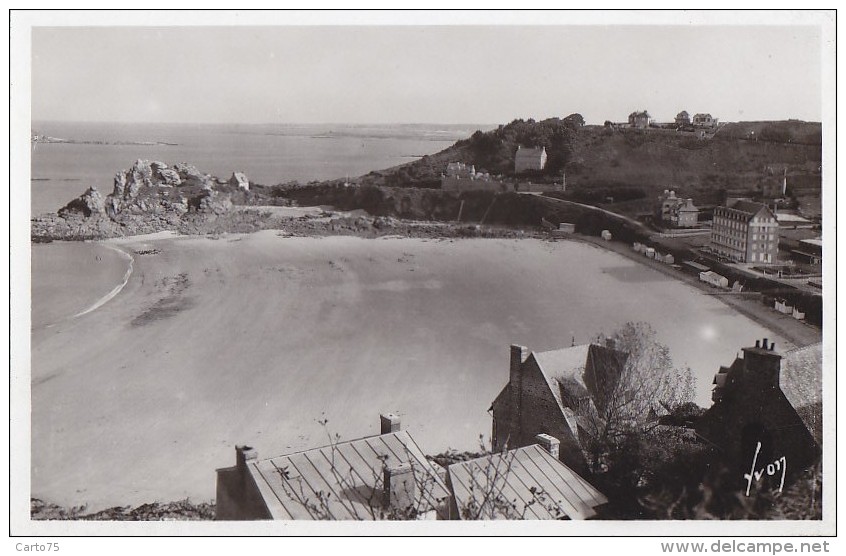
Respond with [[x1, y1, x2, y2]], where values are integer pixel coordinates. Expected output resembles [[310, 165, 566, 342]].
[[30, 121, 486, 216], [30, 121, 486, 326]]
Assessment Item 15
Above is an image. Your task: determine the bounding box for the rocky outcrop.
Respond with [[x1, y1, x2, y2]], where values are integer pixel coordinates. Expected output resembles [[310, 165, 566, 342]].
[[35, 160, 254, 240], [173, 162, 214, 190], [58, 186, 107, 217], [228, 172, 250, 191]]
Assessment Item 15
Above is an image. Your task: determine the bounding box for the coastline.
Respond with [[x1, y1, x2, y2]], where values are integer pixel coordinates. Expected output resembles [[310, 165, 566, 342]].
[[568, 233, 822, 349], [31, 232, 796, 511], [70, 243, 134, 319]]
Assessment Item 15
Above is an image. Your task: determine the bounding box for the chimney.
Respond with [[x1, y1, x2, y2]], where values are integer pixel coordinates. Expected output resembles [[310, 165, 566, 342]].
[[535, 434, 560, 459], [605, 337, 616, 350], [741, 338, 783, 390], [510, 344, 530, 428], [380, 413, 401, 435], [383, 461, 416, 511], [236, 445, 257, 473]]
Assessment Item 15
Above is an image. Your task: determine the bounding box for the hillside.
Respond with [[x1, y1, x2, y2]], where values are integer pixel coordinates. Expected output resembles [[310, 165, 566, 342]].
[[357, 118, 822, 208]]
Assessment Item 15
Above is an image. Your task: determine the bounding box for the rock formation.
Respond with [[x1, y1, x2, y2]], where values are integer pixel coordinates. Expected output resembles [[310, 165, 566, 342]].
[[36, 160, 252, 240], [228, 172, 250, 191], [58, 186, 107, 217]]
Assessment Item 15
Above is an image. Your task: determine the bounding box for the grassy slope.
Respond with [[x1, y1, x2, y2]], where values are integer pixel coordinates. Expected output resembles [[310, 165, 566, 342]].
[[357, 120, 822, 207]]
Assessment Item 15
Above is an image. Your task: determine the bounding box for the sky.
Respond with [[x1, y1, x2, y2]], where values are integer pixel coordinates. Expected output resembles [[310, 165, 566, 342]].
[[31, 24, 823, 125]]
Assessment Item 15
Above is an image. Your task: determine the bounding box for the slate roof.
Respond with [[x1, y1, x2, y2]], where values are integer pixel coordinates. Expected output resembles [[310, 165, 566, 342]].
[[447, 444, 607, 520], [245, 430, 450, 520], [515, 146, 546, 158], [781, 343, 823, 444], [726, 199, 772, 218]]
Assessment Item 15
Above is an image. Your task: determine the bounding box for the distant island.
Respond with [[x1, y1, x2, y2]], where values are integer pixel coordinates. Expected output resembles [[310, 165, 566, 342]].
[[31, 132, 178, 147]]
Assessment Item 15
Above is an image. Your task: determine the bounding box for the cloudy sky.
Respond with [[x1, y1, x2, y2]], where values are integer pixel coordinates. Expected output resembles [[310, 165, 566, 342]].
[[31, 22, 823, 125]]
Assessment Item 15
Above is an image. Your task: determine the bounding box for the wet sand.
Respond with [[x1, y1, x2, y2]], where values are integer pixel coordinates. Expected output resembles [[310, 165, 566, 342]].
[[31, 232, 792, 510]]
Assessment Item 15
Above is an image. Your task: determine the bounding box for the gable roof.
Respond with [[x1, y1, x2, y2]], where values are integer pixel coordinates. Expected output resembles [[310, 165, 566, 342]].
[[245, 430, 449, 520], [530, 344, 629, 434], [515, 146, 546, 158], [447, 444, 607, 520], [726, 199, 774, 219]]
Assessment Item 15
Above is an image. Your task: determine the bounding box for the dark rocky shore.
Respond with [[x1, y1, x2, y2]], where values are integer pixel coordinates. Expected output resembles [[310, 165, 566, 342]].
[[31, 159, 545, 242]]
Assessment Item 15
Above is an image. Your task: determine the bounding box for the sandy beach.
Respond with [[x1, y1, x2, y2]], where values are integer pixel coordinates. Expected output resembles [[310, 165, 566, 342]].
[[31, 232, 797, 511]]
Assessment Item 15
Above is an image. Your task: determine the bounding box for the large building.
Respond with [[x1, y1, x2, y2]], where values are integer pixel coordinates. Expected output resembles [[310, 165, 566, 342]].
[[514, 146, 547, 173], [675, 111, 691, 127], [656, 190, 699, 228], [710, 199, 779, 263], [490, 341, 629, 475]]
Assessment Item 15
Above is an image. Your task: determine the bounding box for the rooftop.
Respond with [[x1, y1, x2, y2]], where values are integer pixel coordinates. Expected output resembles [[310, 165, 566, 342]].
[[447, 444, 607, 520], [245, 430, 450, 519]]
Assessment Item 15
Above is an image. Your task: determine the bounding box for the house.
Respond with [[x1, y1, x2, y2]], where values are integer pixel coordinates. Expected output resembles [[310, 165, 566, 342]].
[[656, 190, 700, 228], [675, 111, 691, 127], [441, 162, 513, 193], [692, 113, 717, 127], [514, 146, 547, 173], [695, 339, 820, 485], [445, 161, 476, 179], [446, 436, 607, 520], [628, 110, 652, 129], [215, 414, 451, 520], [710, 199, 779, 263], [490, 342, 629, 474]]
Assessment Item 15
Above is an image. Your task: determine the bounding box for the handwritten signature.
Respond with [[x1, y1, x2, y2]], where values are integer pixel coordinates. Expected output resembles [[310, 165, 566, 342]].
[[743, 441, 786, 496]]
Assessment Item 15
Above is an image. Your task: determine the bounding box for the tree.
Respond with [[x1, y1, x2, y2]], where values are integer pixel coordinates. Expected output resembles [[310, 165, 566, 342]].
[[564, 113, 585, 128], [581, 322, 695, 471]]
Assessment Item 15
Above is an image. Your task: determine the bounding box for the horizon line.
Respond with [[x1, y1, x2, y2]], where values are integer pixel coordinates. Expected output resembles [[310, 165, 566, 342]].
[[30, 117, 822, 128]]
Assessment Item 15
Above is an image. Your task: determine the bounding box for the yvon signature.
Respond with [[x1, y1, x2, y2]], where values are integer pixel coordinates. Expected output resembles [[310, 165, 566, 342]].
[[744, 441, 786, 496]]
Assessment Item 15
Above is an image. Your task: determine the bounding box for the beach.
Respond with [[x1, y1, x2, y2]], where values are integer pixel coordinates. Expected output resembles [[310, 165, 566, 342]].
[[31, 232, 795, 511]]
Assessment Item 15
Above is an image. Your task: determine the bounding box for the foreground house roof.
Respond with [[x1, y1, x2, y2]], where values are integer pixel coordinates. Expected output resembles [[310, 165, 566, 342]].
[[252, 430, 449, 520], [447, 444, 607, 520], [217, 425, 451, 520]]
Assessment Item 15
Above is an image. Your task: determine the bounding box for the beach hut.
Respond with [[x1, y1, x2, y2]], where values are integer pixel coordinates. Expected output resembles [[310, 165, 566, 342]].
[[700, 271, 729, 288], [662, 253, 675, 265], [645, 247, 655, 259], [601, 230, 612, 241], [793, 307, 806, 320], [774, 299, 794, 314]]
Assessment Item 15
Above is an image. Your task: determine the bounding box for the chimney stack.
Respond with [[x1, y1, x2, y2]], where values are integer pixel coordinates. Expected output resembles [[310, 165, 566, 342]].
[[510, 344, 530, 422], [380, 413, 401, 435], [742, 339, 783, 390], [535, 434, 560, 460], [236, 445, 257, 472], [383, 461, 416, 512]]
